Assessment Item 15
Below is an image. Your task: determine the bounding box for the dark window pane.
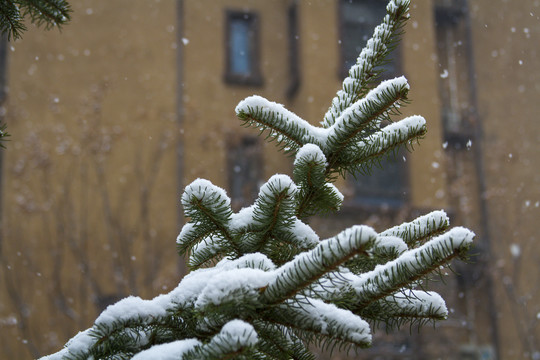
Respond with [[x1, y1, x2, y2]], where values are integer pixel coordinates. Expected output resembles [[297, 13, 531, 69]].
[[352, 152, 408, 207], [228, 136, 263, 210], [224, 11, 262, 86], [230, 19, 251, 75]]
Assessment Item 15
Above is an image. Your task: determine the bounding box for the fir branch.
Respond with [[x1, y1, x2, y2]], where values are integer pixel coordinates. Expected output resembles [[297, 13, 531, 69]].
[[379, 210, 450, 248], [180, 179, 238, 256], [275, 219, 319, 250], [277, 297, 371, 348], [17, 0, 71, 28], [0, 1, 26, 40], [59, 314, 193, 360], [293, 144, 328, 190], [350, 227, 474, 310], [39, 1, 479, 358], [346, 235, 408, 274], [322, 0, 410, 128], [0, 122, 10, 149], [182, 320, 258, 360], [188, 235, 226, 268], [325, 76, 410, 159], [252, 321, 316, 360], [263, 298, 371, 352], [227, 175, 301, 261], [0, 0, 71, 40], [262, 238, 307, 267], [371, 236, 408, 259], [131, 339, 201, 360], [359, 289, 448, 329], [339, 114, 426, 177], [293, 144, 343, 218], [236, 95, 326, 154], [358, 291, 449, 333], [261, 226, 376, 304], [251, 175, 297, 245], [193, 269, 268, 316]]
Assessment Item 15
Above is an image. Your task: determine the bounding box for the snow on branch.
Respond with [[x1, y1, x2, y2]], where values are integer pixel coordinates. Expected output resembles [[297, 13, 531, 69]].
[[132, 339, 201, 360], [236, 77, 411, 159], [188, 235, 227, 268], [380, 209, 450, 247], [358, 289, 448, 330], [178, 179, 234, 255], [293, 143, 344, 216], [40, 0, 477, 358], [262, 225, 377, 304], [341, 115, 427, 172], [251, 174, 297, 231], [293, 143, 328, 188], [325, 76, 410, 153], [322, 0, 410, 127], [182, 320, 258, 359], [181, 178, 232, 218], [274, 297, 372, 348], [236, 95, 327, 153], [371, 235, 408, 259], [382, 290, 448, 319], [194, 268, 272, 310], [351, 227, 475, 308]]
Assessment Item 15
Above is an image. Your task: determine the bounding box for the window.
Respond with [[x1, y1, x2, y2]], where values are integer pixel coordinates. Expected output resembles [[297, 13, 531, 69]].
[[351, 151, 408, 207], [434, 0, 475, 145], [286, 3, 300, 99], [339, 0, 400, 77], [227, 136, 263, 210], [224, 11, 262, 86]]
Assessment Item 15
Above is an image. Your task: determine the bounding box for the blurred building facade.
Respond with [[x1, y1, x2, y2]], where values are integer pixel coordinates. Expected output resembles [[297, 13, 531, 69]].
[[0, 0, 538, 359]]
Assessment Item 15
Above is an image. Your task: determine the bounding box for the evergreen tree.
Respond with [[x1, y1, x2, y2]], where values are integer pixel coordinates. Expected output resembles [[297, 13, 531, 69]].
[[42, 1, 474, 359], [0, 0, 71, 40]]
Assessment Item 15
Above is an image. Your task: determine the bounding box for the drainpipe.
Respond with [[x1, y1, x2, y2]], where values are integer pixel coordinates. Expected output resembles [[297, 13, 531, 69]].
[[176, 0, 187, 277], [0, 35, 8, 256], [463, 1, 500, 358]]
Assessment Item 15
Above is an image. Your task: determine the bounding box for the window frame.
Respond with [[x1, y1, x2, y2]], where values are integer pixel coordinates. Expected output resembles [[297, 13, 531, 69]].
[[227, 135, 264, 211], [285, 3, 300, 99], [224, 10, 263, 86], [349, 149, 410, 209]]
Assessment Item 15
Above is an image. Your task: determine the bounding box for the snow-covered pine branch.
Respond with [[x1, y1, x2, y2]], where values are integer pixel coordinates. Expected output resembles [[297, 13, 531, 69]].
[[261, 226, 377, 304], [271, 297, 372, 349], [359, 290, 448, 330], [293, 144, 344, 217], [339, 114, 427, 176], [235, 95, 328, 154], [380, 209, 450, 247], [350, 227, 475, 310], [322, 0, 410, 128], [41, 0, 477, 358], [235, 76, 425, 180]]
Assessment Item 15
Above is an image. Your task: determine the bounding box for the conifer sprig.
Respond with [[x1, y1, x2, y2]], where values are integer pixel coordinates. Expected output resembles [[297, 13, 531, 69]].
[[322, 0, 410, 128], [41, 1, 476, 358], [0, 0, 71, 40]]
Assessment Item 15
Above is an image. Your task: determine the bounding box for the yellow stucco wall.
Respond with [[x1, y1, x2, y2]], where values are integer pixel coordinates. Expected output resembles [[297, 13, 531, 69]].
[[1, 1, 538, 359], [1, 1, 180, 357]]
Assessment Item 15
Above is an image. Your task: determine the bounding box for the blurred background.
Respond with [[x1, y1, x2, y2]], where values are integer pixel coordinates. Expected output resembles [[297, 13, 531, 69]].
[[0, 0, 538, 358]]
